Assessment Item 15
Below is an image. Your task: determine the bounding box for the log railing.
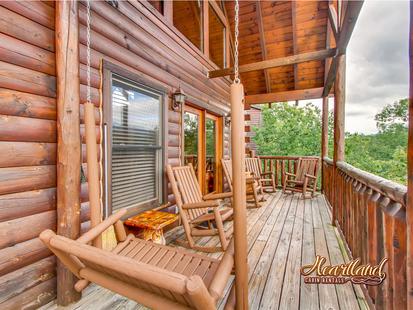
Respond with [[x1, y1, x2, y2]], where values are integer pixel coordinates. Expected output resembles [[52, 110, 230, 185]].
[[257, 155, 320, 188], [323, 157, 408, 309], [258, 156, 300, 188]]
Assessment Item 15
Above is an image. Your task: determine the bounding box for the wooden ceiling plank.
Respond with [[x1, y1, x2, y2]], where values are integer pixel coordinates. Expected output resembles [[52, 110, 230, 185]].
[[256, 0, 271, 93], [291, 0, 298, 90], [245, 87, 324, 104], [209, 48, 336, 78], [322, 0, 363, 97]]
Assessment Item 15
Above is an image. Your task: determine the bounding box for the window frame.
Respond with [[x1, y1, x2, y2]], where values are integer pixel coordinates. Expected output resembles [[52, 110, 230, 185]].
[[102, 61, 168, 218]]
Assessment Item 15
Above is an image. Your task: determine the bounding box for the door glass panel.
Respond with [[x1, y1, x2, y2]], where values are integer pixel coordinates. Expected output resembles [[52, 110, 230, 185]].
[[184, 111, 199, 176], [205, 118, 216, 193]]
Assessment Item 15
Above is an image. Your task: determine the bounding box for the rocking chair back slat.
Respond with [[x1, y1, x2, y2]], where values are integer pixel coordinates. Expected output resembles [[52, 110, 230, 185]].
[[245, 158, 261, 179], [296, 158, 318, 182], [172, 165, 206, 221]]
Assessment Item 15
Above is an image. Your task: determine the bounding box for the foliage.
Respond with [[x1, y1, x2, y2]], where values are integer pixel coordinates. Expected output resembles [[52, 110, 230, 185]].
[[252, 99, 408, 185]]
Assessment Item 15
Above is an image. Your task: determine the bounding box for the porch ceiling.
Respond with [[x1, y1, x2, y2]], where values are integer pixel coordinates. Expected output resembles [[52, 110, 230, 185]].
[[220, 1, 363, 104]]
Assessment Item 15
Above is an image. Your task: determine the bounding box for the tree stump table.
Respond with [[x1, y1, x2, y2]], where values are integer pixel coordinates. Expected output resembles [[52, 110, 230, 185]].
[[124, 210, 178, 245]]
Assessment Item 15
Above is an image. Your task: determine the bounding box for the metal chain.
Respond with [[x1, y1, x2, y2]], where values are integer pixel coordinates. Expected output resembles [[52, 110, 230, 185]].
[[86, 0, 91, 103], [234, 0, 240, 84]]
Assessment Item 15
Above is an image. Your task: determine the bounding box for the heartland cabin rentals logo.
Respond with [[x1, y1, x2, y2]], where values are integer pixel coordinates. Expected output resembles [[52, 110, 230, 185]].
[[300, 255, 388, 286]]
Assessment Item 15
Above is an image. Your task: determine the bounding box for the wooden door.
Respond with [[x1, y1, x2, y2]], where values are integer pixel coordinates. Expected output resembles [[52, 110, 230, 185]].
[[183, 106, 223, 193]]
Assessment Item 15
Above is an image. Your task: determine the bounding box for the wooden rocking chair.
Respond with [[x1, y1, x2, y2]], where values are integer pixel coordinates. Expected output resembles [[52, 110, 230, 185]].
[[245, 157, 276, 192], [283, 157, 320, 198], [166, 164, 234, 252], [40, 209, 235, 310], [221, 159, 265, 208]]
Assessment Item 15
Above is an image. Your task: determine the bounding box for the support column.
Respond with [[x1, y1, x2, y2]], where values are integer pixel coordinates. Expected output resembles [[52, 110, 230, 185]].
[[230, 83, 248, 310], [55, 0, 81, 305], [321, 96, 329, 191], [332, 54, 345, 225], [406, 2, 413, 308]]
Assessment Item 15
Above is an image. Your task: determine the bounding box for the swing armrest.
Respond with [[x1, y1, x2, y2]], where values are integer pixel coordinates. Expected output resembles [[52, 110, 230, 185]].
[[76, 209, 127, 244], [209, 238, 235, 300]]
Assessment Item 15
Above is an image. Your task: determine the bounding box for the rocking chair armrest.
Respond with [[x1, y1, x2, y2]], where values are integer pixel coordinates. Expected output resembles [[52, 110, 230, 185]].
[[304, 174, 317, 179], [182, 200, 219, 209], [260, 172, 273, 176], [203, 192, 233, 200], [284, 172, 296, 177], [76, 209, 127, 244]]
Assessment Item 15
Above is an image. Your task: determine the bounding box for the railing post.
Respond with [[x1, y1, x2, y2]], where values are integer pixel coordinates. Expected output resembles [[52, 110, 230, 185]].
[[321, 96, 329, 191], [332, 54, 346, 226], [406, 2, 413, 308]]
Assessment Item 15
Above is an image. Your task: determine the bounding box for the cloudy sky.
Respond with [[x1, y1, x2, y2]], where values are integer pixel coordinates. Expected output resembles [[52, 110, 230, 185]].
[[302, 0, 409, 134]]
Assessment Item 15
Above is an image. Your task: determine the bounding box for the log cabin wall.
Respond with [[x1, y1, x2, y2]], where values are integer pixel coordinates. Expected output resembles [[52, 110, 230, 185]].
[[0, 1, 231, 307]]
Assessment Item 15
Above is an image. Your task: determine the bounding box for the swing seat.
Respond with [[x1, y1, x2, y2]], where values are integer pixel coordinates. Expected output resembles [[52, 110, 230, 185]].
[[39, 209, 235, 310]]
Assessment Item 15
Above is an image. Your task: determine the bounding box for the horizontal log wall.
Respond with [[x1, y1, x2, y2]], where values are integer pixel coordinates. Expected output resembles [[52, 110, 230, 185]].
[[323, 158, 408, 309], [0, 0, 231, 307], [78, 0, 231, 209], [0, 1, 58, 308]]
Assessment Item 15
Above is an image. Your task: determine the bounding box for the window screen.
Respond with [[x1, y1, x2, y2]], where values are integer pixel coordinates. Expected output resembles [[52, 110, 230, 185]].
[[110, 76, 163, 211]]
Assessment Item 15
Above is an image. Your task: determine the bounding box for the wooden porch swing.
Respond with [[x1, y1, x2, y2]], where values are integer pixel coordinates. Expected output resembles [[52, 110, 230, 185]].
[[40, 0, 249, 309]]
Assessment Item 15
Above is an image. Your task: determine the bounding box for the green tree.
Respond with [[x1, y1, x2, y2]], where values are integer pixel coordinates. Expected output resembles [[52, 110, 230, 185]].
[[374, 98, 408, 132], [253, 103, 323, 156]]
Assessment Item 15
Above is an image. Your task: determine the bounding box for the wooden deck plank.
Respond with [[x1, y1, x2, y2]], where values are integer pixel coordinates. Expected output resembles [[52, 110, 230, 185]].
[[311, 197, 341, 310], [41, 192, 368, 310], [299, 196, 320, 310], [248, 193, 295, 309], [259, 195, 300, 309], [279, 196, 306, 309]]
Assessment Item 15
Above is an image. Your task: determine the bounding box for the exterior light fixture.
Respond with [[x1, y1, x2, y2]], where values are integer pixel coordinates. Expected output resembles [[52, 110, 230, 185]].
[[172, 88, 186, 111]]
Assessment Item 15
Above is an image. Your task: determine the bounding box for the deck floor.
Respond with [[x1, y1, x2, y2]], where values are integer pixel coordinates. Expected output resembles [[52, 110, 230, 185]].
[[42, 192, 368, 310]]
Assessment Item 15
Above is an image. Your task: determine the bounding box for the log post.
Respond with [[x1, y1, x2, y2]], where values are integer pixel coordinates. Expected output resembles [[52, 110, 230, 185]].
[[332, 54, 346, 226], [55, 0, 81, 305], [230, 83, 248, 309], [407, 2, 413, 308], [321, 96, 329, 191]]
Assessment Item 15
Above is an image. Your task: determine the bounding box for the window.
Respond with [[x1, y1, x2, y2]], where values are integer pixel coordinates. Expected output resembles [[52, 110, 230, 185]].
[[173, 0, 203, 51], [209, 5, 226, 68], [107, 75, 164, 213], [148, 1, 163, 14]]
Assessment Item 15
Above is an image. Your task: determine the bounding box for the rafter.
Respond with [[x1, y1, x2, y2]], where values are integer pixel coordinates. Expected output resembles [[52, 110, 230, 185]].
[[209, 48, 336, 78], [245, 87, 324, 105], [256, 0, 271, 93], [322, 0, 364, 97]]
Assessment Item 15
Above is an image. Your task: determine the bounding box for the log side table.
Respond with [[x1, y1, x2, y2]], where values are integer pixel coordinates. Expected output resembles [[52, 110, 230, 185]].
[[124, 210, 178, 245]]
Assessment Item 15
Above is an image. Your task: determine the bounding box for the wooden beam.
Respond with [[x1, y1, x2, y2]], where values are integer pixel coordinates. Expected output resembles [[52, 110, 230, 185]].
[[209, 48, 336, 78], [407, 1, 413, 308], [203, 0, 209, 57], [55, 0, 81, 305], [256, 1, 271, 93], [328, 4, 339, 43], [322, 1, 363, 97], [291, 0, 298, 90], [245, 87, 323, 105]]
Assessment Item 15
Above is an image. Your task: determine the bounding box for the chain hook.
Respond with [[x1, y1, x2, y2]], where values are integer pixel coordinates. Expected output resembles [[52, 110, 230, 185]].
[[233, 0, 240, 84], [86, 0, 91, 104]]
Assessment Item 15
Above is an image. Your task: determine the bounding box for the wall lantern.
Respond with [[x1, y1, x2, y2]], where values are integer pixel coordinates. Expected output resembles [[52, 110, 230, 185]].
[[172, 88, 186, 111], [224, 113, 231, 127]]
